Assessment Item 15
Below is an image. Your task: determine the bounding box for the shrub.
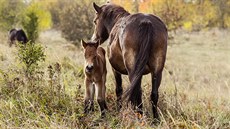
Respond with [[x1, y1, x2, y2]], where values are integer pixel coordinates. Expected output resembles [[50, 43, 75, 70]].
[[17, 42, 45, 77], [21, 12, 39, 43], [54, 0, 94, 43], [20, 2, 52, 42], [0, 0, 25, 31]]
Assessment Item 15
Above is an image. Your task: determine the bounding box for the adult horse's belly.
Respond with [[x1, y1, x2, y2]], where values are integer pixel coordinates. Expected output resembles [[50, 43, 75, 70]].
[[107, 41, 128, 75]]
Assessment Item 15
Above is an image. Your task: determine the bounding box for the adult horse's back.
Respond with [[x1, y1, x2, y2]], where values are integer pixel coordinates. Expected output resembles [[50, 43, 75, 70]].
[[92, 3, 167, 119]]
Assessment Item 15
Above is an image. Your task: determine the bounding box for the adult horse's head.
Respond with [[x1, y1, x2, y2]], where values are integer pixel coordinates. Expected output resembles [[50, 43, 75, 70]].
[[81, 39, 99, 73], [92, 2, 129, 44]]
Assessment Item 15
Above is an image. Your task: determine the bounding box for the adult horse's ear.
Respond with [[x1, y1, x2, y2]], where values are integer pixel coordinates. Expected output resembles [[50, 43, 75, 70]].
[[93, 2, 101, 13], [81, 39, 87, 48]]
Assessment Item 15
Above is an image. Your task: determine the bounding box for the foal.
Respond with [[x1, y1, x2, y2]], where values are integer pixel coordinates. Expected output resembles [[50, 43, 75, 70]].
[[81, 40, 107, 117]]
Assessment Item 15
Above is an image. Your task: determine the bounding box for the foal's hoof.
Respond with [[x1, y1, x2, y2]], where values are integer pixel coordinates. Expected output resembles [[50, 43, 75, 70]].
[[100, 110, 107, 118], [83, 111, 88, 115], [152, 117, 161, 125], [116, 100, 122, 111], [100, 114, 106, 119], [116, 105, 122, 112]]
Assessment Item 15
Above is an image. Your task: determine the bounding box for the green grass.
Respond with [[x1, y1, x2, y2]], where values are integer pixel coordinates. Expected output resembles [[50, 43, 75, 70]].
[[0, 29, 230, 128]]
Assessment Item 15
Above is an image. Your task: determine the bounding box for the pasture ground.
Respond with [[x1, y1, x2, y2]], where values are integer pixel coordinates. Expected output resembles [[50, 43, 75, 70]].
[[0, 29, 229, 128]]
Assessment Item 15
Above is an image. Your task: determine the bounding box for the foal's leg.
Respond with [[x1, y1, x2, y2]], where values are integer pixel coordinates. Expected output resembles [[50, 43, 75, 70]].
[[112, 69, 123, 111], [102, 73, 108, 110], [96, 80, 107, 117], [89, 83, 95, 112], [151, 72, 162, 119], [84, 78, 94, 114]]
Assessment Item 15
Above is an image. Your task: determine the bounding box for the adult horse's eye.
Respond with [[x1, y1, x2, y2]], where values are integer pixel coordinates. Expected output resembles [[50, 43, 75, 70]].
[[93, 16, 99, 24], [93, 20, 97, 24]]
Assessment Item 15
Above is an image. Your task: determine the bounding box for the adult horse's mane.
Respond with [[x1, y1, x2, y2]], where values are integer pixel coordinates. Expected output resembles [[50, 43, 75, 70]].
[[100, 4, 130, 30], [102, 4, 130, 20]]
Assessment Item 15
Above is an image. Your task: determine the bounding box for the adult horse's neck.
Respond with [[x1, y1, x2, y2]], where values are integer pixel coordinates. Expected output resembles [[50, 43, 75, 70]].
[[104, 6, 130, 34]]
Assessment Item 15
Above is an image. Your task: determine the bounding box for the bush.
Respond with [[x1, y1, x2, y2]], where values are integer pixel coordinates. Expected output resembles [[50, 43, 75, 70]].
[[17, 42, 45, 77], [49, 0, 96, 45], [0, 0, 25, 31], [20, 2, 52, 42], [0, 62, 83, 128], [21, 12, 39, 43]]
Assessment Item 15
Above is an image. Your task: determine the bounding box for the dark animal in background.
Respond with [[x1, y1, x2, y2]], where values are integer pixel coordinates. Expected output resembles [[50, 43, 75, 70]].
[[92, 2, 168, 120], [8, 28, 28, 47], [81, 40, 108, 117]]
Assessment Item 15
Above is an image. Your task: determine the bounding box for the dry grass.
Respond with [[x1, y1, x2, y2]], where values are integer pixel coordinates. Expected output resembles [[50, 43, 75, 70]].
[[0, 28, 229, 128]]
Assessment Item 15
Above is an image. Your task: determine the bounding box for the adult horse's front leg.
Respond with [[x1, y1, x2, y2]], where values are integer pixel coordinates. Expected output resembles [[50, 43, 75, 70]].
[[151, 72, 162, 120], [112, 69, 123, 111]]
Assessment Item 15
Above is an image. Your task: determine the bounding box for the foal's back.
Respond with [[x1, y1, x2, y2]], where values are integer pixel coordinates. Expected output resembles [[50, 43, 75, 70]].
[[97, 47, 106, 65]]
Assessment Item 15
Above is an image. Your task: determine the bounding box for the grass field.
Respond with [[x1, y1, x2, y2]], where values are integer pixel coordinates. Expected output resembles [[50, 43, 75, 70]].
[[0, 28, 229, 128]]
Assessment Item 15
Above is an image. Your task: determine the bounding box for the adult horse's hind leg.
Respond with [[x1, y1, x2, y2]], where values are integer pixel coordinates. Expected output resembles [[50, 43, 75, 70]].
[[9, 41, 14, 47], [128, 74, 143, 115], [113, 69, 123, 111], [151, 72, 162, 120]]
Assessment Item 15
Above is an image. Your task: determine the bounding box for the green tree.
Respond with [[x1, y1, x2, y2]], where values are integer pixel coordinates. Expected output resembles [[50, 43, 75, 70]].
[[48, 0, 67, 28], [17, 41, 45, 77], [59, 0, 95, 44], [22, 11, 39, 43], [20, 2, 52, 42], [0, 0, 25, 31], [212, 0, 230, 28], [152, 0, 185, 32]]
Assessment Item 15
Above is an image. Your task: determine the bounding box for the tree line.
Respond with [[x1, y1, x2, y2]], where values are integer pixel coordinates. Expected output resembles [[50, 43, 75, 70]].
[[0, 0, 229, 44]]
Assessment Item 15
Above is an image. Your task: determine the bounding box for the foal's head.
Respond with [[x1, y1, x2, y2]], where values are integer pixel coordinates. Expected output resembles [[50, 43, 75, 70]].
[[81, 40, 99, 73]]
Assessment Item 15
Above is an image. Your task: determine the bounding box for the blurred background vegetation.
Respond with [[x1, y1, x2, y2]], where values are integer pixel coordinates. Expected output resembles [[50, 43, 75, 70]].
[[0, 0, 229, 44]]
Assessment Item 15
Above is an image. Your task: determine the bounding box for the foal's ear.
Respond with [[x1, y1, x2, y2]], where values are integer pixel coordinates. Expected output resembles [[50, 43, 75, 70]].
[[93, 2, 101, 13], [81, 39, 87, 49]]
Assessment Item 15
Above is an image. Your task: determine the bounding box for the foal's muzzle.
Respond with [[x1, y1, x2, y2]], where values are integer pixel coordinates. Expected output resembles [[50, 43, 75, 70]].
[[86, 65, 94, 73]]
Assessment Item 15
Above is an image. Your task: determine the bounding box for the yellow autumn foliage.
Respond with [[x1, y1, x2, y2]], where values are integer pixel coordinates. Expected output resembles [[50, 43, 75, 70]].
[[109, 0, 230, 30], [23, 2, 52, 31]]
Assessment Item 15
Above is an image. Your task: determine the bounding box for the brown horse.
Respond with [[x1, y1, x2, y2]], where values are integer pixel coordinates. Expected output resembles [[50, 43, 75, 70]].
[[8, 28, 28, 47], [81, 40, 108, 117], [92, 3, 168, 119]]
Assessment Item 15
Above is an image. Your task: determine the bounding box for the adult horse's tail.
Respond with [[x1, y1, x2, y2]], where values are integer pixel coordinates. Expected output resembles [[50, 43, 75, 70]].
[[124, 19, 154, 108]]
